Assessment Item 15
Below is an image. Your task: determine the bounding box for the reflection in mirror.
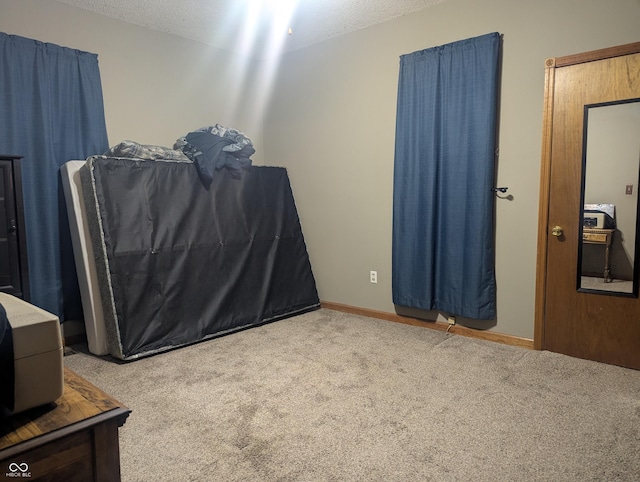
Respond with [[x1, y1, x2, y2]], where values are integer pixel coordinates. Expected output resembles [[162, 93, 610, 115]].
[[578, 99, 640, 295]]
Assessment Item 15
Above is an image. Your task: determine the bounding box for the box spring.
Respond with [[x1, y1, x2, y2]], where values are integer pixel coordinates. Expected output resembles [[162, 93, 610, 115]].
[[75, 156, 319, 360]]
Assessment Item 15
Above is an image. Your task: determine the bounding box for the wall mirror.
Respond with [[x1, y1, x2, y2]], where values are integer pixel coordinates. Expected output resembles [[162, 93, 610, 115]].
[[578, 98, 640, 296]]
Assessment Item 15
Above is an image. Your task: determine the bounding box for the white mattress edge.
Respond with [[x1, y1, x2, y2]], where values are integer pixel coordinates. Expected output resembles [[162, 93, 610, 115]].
[[60, 160, 109, 355]]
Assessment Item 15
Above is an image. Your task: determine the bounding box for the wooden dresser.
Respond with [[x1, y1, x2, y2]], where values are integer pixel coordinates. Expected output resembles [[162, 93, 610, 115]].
[[0, 155, 29, 300], [0, 368, 130, 481]]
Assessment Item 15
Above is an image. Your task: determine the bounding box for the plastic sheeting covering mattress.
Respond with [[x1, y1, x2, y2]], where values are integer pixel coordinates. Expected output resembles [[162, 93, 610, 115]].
[[78, 156, 320, 360]]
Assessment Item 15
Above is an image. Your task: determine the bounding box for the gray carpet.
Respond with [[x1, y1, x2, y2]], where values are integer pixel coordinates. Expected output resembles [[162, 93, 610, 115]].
[[64, 309, 640, 481], [580, 276, 633, 293]]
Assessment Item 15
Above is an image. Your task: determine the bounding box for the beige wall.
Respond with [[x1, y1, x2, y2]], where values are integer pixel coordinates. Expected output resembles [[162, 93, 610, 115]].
[[264, 0, 640, 338], [2, 0, 640, 339], [0, 0, 265, 163]]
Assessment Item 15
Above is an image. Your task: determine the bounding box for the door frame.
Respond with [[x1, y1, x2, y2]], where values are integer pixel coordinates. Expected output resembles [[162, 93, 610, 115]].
[[534, 41, 640, 350]]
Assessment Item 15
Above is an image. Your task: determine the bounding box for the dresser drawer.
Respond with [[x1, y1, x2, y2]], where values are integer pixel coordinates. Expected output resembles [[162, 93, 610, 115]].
[[583, 232, 609, 243]]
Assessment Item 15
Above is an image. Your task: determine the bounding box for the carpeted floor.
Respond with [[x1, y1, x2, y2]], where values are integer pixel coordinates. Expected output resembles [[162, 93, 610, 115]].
[[65, 309, 640, 481], [580, 276, 633, 293]]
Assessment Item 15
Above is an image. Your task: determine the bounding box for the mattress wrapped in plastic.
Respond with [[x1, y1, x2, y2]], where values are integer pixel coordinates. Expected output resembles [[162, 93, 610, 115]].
[[79, 156, 319, 360]]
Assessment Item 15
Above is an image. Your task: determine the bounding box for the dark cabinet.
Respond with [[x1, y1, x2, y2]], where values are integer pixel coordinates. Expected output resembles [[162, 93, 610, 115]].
[[0, 155, 29, 300]]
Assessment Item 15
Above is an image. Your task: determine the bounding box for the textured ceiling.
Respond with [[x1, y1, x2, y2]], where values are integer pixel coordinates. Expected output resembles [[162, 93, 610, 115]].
[[55, 0, 449, 54]]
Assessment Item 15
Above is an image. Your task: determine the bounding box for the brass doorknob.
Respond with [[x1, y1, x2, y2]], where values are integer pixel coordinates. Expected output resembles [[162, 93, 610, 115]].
[[551, 225, 564, 237]]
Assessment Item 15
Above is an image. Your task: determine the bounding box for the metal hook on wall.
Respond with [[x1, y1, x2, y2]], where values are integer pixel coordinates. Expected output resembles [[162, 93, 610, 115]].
[[492, 186, 513, 201], [492, 187, 509, 193]]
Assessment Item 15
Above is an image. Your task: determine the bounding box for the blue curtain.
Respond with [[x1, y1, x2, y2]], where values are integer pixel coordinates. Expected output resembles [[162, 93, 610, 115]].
[[392, 32, 500, 320], [0, 33, 109, 319]]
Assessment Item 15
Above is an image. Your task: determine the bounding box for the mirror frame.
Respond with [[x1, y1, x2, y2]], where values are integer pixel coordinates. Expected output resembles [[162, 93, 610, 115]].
[[577, 97, 640, 297]]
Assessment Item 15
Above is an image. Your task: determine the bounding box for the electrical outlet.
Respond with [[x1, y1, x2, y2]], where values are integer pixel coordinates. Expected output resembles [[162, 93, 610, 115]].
[[447, 315, 456, 325], [370, 270, 377, 284]]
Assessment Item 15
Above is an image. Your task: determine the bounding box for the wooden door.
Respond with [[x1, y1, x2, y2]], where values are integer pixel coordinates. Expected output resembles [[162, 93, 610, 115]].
[[535, 43, 640, 370]]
